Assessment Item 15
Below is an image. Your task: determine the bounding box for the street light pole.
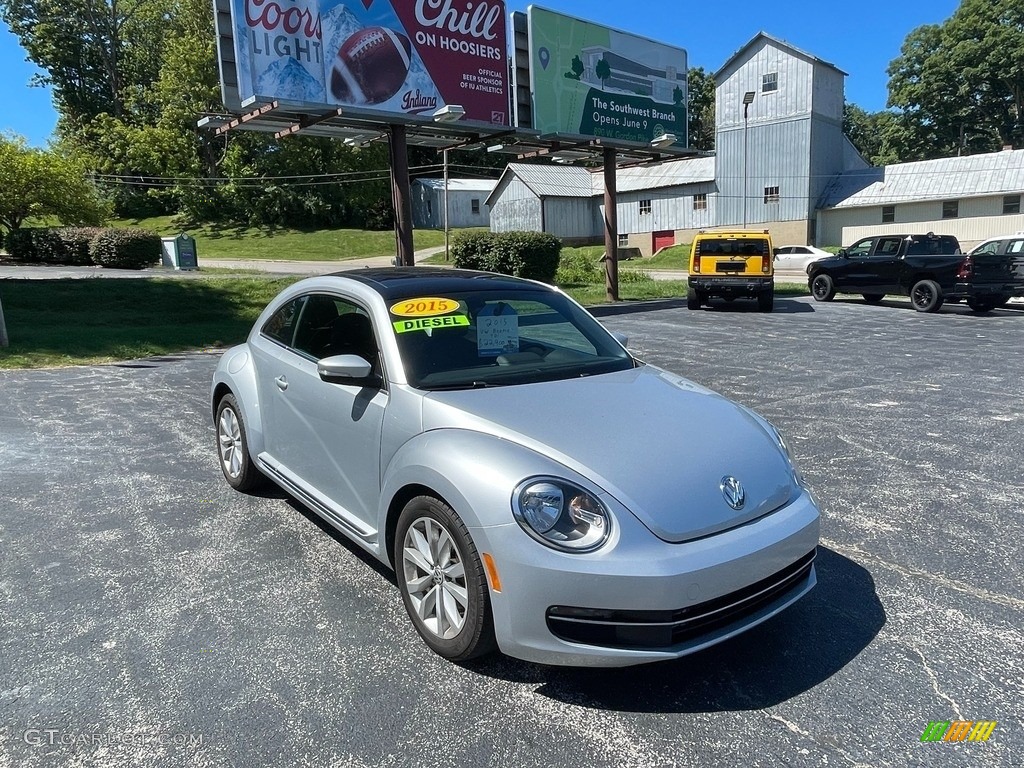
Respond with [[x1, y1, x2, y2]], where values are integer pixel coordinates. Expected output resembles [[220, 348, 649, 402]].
[[742, 91, 755, 229]]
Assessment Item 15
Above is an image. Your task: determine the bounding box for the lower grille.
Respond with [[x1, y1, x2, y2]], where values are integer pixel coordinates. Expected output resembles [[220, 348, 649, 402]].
[[546, 549, 816, 649]]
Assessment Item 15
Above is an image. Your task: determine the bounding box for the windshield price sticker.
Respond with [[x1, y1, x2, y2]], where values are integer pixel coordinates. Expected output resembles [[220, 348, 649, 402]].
[[391, 298, 460, 318], [477, 303, 519, 356], [394, 315, 471, 334]]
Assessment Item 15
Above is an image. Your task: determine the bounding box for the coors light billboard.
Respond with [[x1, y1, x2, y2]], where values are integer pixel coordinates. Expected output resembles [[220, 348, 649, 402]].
[[230, 0, 509, 125]]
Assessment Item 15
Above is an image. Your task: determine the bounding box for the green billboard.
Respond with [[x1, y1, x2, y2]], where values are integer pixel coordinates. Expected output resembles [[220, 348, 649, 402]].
[[527, 6, 687, 147]]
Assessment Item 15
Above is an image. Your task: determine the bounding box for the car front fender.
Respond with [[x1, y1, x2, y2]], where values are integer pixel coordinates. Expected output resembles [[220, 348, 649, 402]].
[[210, 345, 266, 459], [378, 427, 598, 539]]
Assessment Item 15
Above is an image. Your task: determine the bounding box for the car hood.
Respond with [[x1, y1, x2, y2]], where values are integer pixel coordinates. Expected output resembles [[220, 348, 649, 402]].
[[421, 365, 797, 543]]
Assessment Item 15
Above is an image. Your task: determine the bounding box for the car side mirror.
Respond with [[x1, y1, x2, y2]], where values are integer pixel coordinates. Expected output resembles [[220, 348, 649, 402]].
[[317, 354, 381, 388], [772, 248, 780, 256], [837, 249, 849, 258], [610, 331, 629, 348]]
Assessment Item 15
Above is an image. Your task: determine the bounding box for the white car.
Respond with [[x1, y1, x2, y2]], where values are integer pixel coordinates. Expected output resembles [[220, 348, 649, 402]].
[[774, 245, 831, 271]]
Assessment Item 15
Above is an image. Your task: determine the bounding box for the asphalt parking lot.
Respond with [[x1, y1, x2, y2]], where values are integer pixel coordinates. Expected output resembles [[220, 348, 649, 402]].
[[1, 294, 1021, 767]]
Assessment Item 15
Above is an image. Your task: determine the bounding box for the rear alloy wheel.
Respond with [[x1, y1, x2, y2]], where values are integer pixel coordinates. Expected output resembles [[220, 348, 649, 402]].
[[686, 286, 701, 310], [862, 293, 884, 304], [757, 287, 774, 312], [810, 274, 835, 302], [395, 496, 496, 662], [216, 394, 264, 492], [910, 279, 943, 312]]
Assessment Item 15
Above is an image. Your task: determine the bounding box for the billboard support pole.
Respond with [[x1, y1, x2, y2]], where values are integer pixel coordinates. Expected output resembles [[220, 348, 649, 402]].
[[389, 124, 416, 267], [603, 147, 619, 302]]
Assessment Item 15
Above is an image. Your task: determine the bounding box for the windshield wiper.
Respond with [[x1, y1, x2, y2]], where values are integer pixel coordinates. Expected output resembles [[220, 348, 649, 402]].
[[424, 380, 505, 391]]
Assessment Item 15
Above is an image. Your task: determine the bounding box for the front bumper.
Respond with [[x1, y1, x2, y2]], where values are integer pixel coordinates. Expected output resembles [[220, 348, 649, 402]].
[[472, 488, 820, 667]]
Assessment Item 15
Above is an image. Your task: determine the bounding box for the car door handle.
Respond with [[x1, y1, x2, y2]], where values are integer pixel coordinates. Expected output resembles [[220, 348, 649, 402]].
[[275, 375, 288, 391]]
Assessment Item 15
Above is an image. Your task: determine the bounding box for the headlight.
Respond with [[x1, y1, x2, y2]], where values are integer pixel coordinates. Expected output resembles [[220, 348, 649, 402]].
[[513, 478, 611, 552]]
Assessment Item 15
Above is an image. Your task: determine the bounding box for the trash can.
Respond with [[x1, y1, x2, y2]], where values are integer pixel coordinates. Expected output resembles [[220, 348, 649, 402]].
[[160, 233, 199, 270]]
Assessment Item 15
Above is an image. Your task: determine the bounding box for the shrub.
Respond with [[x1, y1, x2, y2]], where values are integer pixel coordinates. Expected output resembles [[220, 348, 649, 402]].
[[450, 231, 499, 271], [451, 231, 561, 283], [90, 228, 162, 270], [489, 231, 561, 283], [619, 268, 654, 283], [5, 229, 39, 262], [54, 228, 103, 265], [555, 250, 601, 284]]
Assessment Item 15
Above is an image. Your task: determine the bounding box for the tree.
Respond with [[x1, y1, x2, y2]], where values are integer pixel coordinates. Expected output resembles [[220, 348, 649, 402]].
[[0, 133, 108, 232], [595, 57, 611, 90], [0, 0, 166, 126], [886, 0, 1024, 159], [687, 67, 715, 151]]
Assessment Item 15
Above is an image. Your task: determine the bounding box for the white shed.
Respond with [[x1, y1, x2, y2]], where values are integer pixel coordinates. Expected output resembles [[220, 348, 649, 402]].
[[411, 179, 497, 229]]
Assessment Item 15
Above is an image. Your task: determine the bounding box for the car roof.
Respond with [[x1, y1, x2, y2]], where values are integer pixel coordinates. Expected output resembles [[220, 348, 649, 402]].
[[323, 267, 548, 300]]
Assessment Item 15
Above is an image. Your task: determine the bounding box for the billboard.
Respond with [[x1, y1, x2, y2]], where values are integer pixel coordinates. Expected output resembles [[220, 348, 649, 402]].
[[526, 6, 687, 146], [225, 0, 510, 125]]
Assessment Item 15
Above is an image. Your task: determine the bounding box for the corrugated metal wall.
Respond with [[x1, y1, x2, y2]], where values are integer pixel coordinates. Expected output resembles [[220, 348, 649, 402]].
[[543, 198, 601, 239], [489, 177, 543, 233], [818, 198, 1024, 248], [611, 183, 717, 233]]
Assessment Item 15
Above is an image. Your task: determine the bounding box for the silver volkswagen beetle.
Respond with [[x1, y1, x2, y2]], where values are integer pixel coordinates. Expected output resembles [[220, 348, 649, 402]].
[[211, 268, 820, 667]]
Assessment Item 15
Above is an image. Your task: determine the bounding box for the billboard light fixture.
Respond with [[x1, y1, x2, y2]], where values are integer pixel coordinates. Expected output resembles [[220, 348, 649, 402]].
[[650, 133, 678, 148], [433, 105, 466, 122], [742, 91, 756, 105]]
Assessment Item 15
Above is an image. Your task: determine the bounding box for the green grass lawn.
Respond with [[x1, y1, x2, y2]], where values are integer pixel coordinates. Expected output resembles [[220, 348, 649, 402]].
[[110, 216, 474, 261], [0, 276, 809, 369]]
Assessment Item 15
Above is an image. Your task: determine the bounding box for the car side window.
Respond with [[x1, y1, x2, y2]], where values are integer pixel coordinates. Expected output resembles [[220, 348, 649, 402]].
[[1008, 240, 1024, 254], [846, 239, 874, 257], [875, 237, 902, 256], [262, 297, 305, 347], [973, 241, 1001, 256], [291, 294, 380, 370]]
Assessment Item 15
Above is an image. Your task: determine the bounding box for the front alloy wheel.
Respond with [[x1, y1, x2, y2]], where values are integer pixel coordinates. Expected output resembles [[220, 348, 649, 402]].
[[395, 496, 495, 661], [216, 394, 263, 492], [810, 274, 835, 302]]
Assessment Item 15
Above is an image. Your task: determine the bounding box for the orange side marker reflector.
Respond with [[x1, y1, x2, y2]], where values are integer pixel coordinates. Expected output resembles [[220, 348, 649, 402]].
[[482, 553, 502, 593]]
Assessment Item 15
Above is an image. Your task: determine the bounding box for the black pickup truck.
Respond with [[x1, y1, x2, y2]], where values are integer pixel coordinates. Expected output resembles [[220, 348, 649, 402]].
[[807, 233, 1024, 313]]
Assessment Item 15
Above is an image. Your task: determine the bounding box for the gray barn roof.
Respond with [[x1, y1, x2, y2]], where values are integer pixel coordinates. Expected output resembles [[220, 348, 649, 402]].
[[821, 148, 1024, 209], [486, 157, 716, 205], [714, 31, 847, 81], [413, 178, 497, 193]]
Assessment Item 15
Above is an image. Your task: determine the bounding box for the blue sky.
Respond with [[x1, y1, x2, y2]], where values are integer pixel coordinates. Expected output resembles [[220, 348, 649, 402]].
[[1, 0, 962, 147]]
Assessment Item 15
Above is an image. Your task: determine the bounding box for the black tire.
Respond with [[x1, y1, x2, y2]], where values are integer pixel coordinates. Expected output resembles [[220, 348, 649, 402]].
[[995, 294, 1011, 308], [215, 394, 265, 492], [862, 293, 884, 304], [967, 297, 995, 313], [687, 286, 701, 310], [910, 279, 943, 312], [810, 273, 835, 302], [394, 496, 496, 662], [757, 287, 774, 313]]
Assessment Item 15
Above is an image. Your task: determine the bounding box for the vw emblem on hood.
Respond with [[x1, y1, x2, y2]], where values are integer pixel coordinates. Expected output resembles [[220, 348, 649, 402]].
[[720, 476, 746, 510]]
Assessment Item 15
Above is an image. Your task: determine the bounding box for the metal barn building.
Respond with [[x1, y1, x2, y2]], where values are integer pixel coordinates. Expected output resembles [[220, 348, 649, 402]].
[[487, 31, 1024, 250], [486, 164, 601, 242], [411, 179, 496, 229]]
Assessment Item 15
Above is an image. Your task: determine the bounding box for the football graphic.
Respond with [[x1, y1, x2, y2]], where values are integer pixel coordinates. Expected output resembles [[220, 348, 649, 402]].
[[330, 26, 413, 105]]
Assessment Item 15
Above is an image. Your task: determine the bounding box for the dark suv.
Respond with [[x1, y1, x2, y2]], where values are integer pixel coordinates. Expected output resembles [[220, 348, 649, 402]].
[[807, 233, 979, 312]]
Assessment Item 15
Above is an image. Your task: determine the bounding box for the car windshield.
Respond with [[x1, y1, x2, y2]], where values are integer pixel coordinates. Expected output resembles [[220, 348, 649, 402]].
[[388, 289, 635, 389], [697, 238, 769, 256]]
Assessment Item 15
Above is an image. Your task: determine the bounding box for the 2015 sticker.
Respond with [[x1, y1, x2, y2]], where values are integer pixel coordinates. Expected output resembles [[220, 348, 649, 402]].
[[390, 297, 459, 318], [393, 315, 471, 334]]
